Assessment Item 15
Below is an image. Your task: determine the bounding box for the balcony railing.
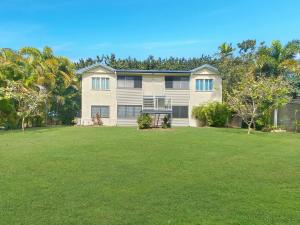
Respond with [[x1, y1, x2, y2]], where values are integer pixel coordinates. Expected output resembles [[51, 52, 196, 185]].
[[142, 96, 172, 112]]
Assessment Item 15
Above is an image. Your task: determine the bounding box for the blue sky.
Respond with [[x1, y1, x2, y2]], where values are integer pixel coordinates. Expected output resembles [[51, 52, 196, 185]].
[[0, 0, 300, 61]]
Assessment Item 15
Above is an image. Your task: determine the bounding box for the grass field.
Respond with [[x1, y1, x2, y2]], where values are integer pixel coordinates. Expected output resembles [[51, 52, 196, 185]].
[[0, 127, 299, 225]]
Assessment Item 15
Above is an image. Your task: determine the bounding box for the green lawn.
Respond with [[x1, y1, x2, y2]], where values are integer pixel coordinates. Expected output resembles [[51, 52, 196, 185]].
[[0, 127, 299, 225]]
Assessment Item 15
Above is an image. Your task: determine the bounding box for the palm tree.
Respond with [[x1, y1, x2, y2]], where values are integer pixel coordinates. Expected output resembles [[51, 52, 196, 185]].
[[218, 42, 235, 58], [257, 40, 300, 77], [17, 47, 76, 126]]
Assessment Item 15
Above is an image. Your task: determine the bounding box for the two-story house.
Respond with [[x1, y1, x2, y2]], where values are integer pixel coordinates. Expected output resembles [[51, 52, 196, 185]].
[[77, 63, 222, 126]]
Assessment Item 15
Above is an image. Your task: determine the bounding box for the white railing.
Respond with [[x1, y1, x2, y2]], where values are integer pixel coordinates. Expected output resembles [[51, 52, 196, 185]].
[[142, 96, 172, 111]]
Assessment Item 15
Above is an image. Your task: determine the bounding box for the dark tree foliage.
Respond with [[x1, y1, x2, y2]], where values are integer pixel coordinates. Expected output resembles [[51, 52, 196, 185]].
[[75, 54, 218, 70]]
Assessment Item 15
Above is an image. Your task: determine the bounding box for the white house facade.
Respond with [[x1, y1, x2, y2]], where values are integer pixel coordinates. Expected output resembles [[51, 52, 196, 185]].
[[77, 64, 222, 127]]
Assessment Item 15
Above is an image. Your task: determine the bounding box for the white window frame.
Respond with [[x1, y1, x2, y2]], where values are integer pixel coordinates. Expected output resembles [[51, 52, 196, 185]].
[[195, 79, 214, 92], [91, 77, 110, 91]]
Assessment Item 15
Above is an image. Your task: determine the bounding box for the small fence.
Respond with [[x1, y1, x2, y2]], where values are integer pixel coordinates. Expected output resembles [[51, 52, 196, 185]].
[[276, 98, 300, 132], [227, 98, 300, 132]]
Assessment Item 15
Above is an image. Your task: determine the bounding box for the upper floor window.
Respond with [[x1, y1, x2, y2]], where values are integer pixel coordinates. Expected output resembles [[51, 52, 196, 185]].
[[196, 79, 213, 91], [117, 76, 142, 88], [165, 76, 189, 89], [92, 77, 109, 90]]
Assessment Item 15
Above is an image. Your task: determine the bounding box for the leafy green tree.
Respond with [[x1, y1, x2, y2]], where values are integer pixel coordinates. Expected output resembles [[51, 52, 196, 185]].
[[256, 40, 300, 77], [237, 40, 256, 54], [0, 47, 78, 129], [218, 42, 235, 58], [75, 54, 217, 70], [0, 81, 46, 131]]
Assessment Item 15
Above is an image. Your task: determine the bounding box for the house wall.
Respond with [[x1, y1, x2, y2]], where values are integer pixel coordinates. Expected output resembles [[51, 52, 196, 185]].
[[143, 75, 164, 96], [189, 68, 222, 126], [81, 66, 222, 127], [143, 75, 191, 126], [117, 75, 166, 126], [164, 89, 190, 126], [81, 68, 117, 125], [116, 88, 143, 126]]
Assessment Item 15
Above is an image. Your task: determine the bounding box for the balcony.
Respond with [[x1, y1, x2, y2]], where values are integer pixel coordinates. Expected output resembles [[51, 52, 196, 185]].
[[142, 96, 172, 113]]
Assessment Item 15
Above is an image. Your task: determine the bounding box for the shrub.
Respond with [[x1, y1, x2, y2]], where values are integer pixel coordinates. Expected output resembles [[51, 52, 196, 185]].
[[162, 115, 171, 128], [31, 115, 44, 127], [92, 113, 103, 126], [137, 113, 152, 129], [295, 120, 300, 133], [1, 113, 19, 129], [192, 102, 231, 127]]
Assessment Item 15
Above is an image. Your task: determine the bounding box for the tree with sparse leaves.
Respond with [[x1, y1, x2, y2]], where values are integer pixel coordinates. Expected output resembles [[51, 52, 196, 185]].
[[227, 75, 291, 134]]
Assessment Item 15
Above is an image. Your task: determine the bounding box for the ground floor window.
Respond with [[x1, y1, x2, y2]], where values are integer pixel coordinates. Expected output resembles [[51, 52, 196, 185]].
[[91, 105, 109, 118], [117, 105, 142, 119], [172, 106, 188, 118]]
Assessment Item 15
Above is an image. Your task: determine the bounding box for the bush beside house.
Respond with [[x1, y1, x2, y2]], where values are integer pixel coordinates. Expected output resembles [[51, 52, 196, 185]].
[[192, 102, 231, 127], [137, 113, 152, 129], [162, 115, 171, 128]]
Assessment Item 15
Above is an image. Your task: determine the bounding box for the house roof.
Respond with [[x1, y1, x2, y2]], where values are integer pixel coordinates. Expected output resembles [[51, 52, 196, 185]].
[[76, 63, 115, 74], [115, 69, 191, 74], [76, 63, 218, 75], [190, 64, 219, 73]]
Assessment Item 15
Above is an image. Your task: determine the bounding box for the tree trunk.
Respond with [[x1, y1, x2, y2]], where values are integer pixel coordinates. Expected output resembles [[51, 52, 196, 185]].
[[56, 100, 59, 115], [45, 100, 48, 127], [274, 108, 278, 128], [295, 110, 298, 133], [22, 117, 25, 132], [247, 118, 254, 134], [247, 123, 251, 134]]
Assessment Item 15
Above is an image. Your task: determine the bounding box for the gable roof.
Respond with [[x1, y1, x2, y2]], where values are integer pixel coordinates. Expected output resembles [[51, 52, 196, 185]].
[[76, 63, 115, 74], [190, 64, 219, 73], [76, 63, 218, 75]]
